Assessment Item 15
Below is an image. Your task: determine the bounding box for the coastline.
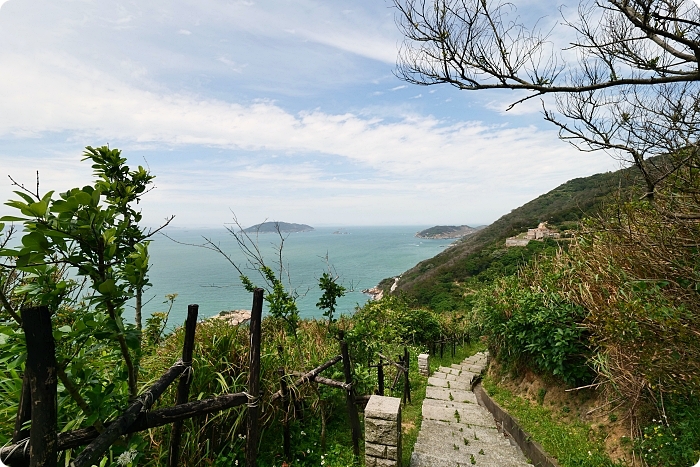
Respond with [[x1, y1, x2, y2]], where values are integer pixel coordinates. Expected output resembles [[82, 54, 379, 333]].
[[362, 276, 401, 301]]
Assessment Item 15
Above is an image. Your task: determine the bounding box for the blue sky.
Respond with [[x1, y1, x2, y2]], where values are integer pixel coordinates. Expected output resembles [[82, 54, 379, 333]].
[[0, 0, 627, 228]]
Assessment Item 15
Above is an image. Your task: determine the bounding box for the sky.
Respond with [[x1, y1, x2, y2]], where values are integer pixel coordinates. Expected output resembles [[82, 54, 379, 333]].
[[0, 0, 631, 228]]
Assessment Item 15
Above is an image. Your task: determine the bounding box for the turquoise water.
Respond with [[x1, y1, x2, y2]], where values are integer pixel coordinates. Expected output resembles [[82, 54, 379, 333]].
[[141, 226, 452, 325]]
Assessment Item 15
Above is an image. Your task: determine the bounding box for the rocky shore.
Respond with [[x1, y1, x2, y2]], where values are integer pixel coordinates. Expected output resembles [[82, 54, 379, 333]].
[[362, 276, 400, 301], [207, 309, 251, 326]]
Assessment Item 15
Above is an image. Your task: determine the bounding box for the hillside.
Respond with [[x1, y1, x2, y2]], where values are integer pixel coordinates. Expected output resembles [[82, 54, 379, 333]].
[[416, 225, 479, 239], [242, 222, 314, 233], [389, 165, 644, 303]]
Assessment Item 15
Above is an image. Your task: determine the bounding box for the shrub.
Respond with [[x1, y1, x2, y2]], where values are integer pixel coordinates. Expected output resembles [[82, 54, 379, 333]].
[[474, 276, 592, 385]]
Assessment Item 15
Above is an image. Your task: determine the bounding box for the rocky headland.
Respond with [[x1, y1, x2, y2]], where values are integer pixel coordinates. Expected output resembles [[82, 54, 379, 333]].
[[416, 225, 480, 239]]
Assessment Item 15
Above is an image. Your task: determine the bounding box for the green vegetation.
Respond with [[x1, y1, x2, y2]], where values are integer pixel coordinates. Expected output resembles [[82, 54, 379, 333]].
[[482, 377, 621, 467], [415, 225, 477, 239], [394, 168, 642, 303]]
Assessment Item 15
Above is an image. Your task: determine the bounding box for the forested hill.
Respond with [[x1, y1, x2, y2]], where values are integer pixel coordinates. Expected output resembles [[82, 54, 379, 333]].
[[388, 164, 644, 303], [242, 222, 314, 233]]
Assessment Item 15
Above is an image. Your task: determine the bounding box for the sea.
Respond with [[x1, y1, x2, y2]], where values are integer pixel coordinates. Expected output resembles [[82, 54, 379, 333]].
[[139, 226, 453, 325]]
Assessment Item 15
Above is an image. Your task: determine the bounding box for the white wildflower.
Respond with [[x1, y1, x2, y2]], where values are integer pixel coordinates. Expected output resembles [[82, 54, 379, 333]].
[[116, 449, 138, 466]]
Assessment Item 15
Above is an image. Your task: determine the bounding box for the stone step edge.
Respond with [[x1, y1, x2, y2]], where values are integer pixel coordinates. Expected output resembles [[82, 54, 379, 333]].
[[410, 450, 533, 467], [473, 383, 561, 467]]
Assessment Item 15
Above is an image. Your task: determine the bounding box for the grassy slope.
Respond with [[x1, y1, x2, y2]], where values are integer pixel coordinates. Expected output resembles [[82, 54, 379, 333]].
[[392, 165, 642, 301]]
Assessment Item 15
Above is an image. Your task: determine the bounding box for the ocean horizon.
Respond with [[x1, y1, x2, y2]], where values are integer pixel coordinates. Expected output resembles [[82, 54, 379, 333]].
[[138, 225, 454, 326]]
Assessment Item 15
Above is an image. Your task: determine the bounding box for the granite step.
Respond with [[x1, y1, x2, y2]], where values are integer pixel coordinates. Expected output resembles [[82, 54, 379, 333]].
[[427, 377, 471, 390], [410, 351, 533, 467], [411, 450, 533, 467], [424, 386, 477, 404]]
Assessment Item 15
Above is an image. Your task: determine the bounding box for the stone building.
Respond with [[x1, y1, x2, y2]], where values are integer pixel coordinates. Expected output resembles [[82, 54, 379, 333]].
[[525, 222, 560, 240]]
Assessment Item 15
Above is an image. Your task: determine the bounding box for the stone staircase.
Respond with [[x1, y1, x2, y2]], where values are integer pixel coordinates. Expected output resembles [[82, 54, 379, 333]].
[[410, 352, 533, 467]]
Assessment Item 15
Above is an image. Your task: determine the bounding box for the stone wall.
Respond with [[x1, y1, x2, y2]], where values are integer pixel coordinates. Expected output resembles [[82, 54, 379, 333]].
[[365, 395, 402, 467]]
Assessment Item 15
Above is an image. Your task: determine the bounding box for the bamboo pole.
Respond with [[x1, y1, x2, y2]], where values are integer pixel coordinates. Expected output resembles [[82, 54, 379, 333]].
[[0, 393, 250, 463], [403, 347, 411, 405], [269, 356, 342, 402], [339, 332, 360, 457], [245, 289, 264, 467], [279, 368, 291, 462], [168, 304, 199, 467], [70, 360, 188, 467]]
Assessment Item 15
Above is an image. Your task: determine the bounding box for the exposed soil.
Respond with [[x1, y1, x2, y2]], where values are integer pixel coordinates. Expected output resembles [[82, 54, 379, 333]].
[[402, 421, 416, 434]]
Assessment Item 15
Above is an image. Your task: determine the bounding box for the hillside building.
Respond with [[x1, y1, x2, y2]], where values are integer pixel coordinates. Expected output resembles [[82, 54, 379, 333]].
[[505, 222, 560, 247]]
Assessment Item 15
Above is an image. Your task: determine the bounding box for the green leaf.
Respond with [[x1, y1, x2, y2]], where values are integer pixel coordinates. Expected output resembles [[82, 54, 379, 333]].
[[98, 279, 117, 295], [0, 216, 25, 222], [74, 190, 93, 206]]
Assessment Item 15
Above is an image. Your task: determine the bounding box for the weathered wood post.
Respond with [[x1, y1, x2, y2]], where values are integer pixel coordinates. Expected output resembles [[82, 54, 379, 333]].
[[440, 336, 444, 359], [168, 304, 199, 467], [452, 335, 456, 358], [22, 305, 57, 467], [338, 331, 361, 457], [245, 288, 264, 467], [377, 358, 384, 396], [278, 367, 291, 461], [403, 347, 411, 405]]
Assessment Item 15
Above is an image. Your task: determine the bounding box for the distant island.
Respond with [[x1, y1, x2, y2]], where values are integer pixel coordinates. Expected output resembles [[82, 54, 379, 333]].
[[416, 225, 481, 239], [243, 222, 314, 234]]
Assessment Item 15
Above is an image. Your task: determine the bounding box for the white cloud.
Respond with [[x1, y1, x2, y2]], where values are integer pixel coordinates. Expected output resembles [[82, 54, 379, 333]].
[[0, 0, 622, 227], [0, 46, 618, 226]]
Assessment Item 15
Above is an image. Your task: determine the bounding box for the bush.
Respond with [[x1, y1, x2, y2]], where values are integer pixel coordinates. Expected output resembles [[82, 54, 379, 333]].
[[474, 276, 592, 385]]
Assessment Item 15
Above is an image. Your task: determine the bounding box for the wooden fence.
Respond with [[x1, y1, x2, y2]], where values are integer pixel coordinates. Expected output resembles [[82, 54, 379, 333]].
[[0, 288, 422, 466], [1, 289, 264, 467]]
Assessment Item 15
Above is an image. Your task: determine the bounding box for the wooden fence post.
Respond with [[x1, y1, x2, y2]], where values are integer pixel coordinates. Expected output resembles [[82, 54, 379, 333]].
[[22, 306, 57, 467], [338, 331, 361, 457], [278, 367, 291, 462], [377, 358, 384, 396], [245, 289, 264, 467], [168, 304, 199, 467], [403, 347, 411, 405]]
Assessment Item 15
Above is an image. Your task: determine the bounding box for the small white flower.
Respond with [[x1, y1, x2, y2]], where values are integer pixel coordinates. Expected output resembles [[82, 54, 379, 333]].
[[300, 431, 306, 436], [116, 449, 138, 466], [307, 449, 311, 454]]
